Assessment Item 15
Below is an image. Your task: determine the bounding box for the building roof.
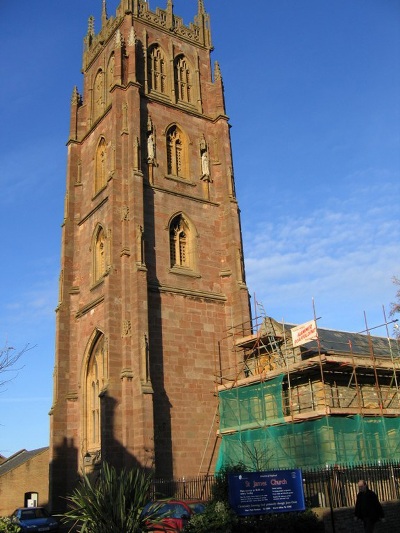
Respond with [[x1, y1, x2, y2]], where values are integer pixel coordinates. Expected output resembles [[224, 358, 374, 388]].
[[239, 317, 399, 360], [306, 326, 398, 358], [0, 447, 48, 477]]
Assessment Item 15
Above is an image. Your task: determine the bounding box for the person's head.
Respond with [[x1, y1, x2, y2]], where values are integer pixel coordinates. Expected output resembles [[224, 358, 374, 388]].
[[358, 480, 368, 492]]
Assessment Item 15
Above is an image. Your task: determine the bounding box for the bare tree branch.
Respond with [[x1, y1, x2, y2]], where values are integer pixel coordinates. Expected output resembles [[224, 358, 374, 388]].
[[0, 343, 34, 389]]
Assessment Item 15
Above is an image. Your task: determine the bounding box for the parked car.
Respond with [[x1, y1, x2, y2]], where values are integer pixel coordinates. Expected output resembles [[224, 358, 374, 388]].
[[11, 507, 59, 532], [141, 499, 206, 532]]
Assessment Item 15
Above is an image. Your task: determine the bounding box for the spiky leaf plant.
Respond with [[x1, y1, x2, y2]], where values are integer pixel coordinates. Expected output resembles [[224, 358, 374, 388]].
[[62, 462, 158, 533]]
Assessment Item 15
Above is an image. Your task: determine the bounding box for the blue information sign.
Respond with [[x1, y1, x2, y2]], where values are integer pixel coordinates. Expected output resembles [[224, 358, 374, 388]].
[[228, 469, 305, 516]]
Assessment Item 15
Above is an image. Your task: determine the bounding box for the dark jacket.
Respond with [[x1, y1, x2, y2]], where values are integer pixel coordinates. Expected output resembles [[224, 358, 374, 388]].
[[355, 488, 384, 523]]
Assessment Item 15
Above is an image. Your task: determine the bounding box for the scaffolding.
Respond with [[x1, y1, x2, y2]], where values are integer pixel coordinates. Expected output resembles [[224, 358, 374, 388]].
[[215, 309, 400, 471]]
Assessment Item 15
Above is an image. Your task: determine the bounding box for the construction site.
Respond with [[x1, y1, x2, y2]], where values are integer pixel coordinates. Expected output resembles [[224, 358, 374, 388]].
[[215, 308, 400, 471]]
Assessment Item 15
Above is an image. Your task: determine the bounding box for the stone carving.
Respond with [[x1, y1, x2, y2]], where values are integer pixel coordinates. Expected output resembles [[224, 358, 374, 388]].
[[122, 320, 132, 337], [121, 205, 130, 221], [128, 26, 136, 47], [147, 116, 155, 163], [200, 136, 210, 181]]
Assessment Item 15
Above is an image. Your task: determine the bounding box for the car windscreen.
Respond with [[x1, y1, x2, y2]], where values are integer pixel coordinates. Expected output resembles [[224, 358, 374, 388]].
[[34, 508, 49, 518]]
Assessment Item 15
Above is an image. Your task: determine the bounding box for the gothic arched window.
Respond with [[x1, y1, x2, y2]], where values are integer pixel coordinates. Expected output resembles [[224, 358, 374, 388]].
[[170, 214, 192, 269], [166, 125, 187, 178], [86, 334, 105, 450], [95, 137, 107, 193], [93, 226, 106, 282], [148, 45, 167, 95], [93, 69, 104, 121], [175, 55, 192, 104]]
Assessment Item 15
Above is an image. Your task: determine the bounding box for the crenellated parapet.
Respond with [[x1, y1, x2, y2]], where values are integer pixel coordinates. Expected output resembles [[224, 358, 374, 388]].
[[83, 0, 211, 71], [137, 1, 211, 48], [83, 14, 123, 71]]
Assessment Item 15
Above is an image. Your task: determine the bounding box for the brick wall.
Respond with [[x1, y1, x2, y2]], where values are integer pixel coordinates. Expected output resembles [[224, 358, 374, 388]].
[[0, 449, 49, 517]]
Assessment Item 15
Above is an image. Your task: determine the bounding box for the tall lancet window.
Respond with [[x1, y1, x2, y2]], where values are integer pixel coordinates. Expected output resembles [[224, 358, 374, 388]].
[[149, 45, 167, 95], [86, 334, 105, 450], [166, 125, 187, 178], [170, 214, 191, 269], [175, 55, 192, 103]]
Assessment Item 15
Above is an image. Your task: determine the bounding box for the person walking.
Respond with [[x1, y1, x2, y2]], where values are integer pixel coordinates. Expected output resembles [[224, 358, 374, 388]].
[[354, 479, 384, 532]]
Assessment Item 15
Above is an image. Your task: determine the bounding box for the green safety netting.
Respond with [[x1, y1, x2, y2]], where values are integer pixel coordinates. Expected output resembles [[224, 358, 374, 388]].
[[217, 379, 400, 471], [219, 376, 285, 431]]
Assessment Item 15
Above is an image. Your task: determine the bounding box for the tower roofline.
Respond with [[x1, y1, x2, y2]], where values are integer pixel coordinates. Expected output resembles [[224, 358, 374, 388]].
[[83, 0, 212, 71]]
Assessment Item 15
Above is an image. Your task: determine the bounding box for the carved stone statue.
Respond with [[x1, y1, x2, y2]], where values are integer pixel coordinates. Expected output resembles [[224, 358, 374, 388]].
[[200, 136, 210, 180], [201, 149, 210, 179], [147, 133, 155, 162]]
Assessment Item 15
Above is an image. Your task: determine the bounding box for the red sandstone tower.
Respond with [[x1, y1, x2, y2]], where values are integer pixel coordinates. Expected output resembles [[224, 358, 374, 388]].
[[50, 0, 251, 510]]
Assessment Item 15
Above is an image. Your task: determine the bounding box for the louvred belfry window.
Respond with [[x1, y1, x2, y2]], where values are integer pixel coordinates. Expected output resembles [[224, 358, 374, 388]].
[[170, 214, 190, 268], [175, 56, 191, 103], [167, 125, 186, 177], [149, 45, 167, 94]]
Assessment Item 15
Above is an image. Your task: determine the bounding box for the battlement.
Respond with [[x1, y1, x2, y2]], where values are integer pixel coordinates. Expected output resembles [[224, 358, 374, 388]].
[[83, 0, 211, 71]]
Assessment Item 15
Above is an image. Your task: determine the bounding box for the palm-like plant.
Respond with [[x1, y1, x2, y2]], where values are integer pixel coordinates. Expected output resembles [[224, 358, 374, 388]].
[[62, 462, 157, 532]]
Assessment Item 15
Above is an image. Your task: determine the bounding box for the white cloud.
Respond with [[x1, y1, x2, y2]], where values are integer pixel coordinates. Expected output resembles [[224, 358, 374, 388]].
[[242, 177, 400, 331]]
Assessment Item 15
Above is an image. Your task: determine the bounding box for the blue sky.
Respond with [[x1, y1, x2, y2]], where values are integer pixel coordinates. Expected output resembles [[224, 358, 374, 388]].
[[0, 0, 399, 456]]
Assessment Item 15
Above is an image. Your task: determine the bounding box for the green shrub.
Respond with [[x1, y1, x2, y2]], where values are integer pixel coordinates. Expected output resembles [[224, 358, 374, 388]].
[[183, 505, 322, 533], [211, 464, 245, 503], [183, 501, 238, 533], [232, 509, 323, 533], [0, 517, 21, 532]]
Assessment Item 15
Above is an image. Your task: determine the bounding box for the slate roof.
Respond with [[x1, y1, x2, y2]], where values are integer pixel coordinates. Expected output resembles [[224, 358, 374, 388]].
[[279, 323, 398, 359], [308, 327, 397, 358], [0, 447, 48, 477], [259, 317, 398, 359]]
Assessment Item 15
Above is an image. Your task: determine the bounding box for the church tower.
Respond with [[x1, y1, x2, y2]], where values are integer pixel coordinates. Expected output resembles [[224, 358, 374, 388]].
[[50, 0, 251, 509]]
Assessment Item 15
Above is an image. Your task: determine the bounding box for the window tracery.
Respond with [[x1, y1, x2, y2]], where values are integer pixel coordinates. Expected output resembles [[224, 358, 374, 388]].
[[170, 214, 191, 269], [166, 125, 187, 178], [86, 334, 105, 449], [148, 45, 167, 95], [175, 55, 192, 103]]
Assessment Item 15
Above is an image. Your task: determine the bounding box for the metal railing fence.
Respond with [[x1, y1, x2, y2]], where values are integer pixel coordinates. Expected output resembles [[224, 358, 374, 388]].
[[151, 461, 400, 509]]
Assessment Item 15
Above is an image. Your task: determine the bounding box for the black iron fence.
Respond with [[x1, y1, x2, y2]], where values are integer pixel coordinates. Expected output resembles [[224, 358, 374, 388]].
[[151, 461, 400, 509], [151, 475, 215, 501], [303, 461, 400, 509]]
